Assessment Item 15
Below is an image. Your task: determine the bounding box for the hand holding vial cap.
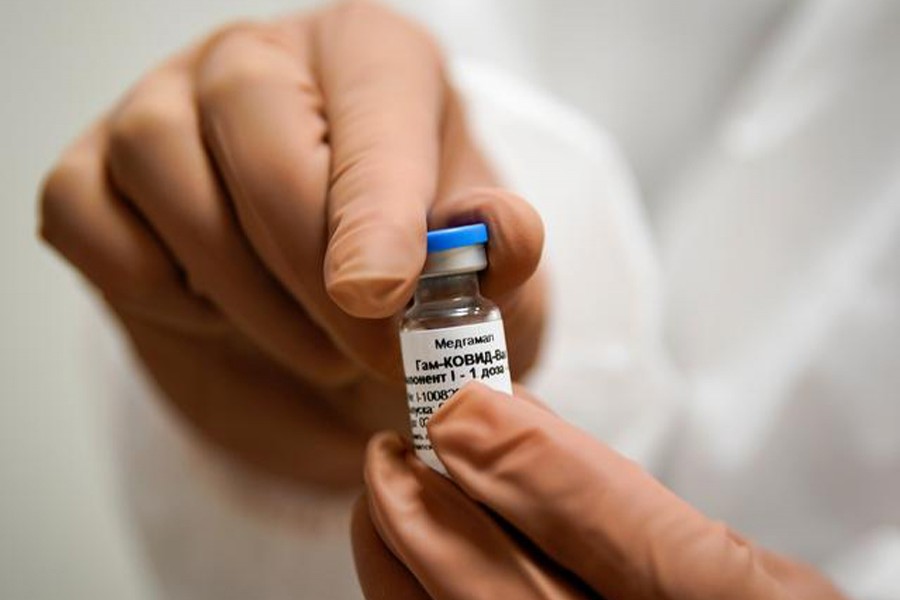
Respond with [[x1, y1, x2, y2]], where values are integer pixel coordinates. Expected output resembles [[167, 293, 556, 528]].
[[38, 1, 547, 488], [353, 383, 848, 600], [400, 224, 513, 474]]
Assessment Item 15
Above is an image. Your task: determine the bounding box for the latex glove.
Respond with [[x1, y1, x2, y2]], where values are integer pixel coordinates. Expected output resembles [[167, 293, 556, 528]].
[[353, 382, 847, 600], [38, 1, 545, 489]]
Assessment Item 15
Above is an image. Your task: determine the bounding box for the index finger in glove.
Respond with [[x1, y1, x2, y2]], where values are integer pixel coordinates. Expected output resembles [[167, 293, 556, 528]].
[[359, 431, 594, 600], [428, 383, 813, 600], [195, 8, 443, 378], [316, 2, 444, 320]]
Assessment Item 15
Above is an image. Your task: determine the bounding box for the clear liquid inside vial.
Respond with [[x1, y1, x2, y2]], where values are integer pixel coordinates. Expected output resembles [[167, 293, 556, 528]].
[[399, 269, 510, 475], [401, 272, 501, 331]]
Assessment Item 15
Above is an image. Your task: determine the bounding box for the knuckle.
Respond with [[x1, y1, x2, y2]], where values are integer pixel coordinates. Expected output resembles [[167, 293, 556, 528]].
[[654, 519, 752, 597], [204, 19, 264, 50], [38, 137, 183, 301], [38, 157, 89, 248], [109, 90, 192, 162], [197, 24, 286, 104], [198, 59, 264, 106]]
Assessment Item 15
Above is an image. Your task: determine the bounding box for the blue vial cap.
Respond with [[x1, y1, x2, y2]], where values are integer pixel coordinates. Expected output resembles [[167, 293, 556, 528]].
[[426, 223, 489, 254]]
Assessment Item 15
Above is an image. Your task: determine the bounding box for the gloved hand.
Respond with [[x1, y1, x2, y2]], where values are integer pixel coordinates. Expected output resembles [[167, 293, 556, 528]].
[[353, 382, 847, 600], [38, 1, 545, 489]]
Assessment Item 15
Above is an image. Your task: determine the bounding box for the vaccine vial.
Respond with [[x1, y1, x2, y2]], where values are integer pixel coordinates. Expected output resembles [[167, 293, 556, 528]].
[[400, 223, 513, 474]]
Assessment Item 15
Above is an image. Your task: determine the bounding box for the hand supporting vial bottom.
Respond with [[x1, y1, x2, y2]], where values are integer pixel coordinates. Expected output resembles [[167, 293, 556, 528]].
[[400, 224, 513, 475]]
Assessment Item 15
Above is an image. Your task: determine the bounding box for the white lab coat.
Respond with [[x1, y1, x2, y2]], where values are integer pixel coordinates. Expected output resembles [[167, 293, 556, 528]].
[[98, 1, 900, 598]]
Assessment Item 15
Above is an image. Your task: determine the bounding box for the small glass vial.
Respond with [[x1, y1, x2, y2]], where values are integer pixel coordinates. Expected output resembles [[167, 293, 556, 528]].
[[400, 224, 513, 474]]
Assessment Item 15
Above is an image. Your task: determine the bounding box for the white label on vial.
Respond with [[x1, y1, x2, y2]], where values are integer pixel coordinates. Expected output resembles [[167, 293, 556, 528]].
[[400, 320, 512, 475]]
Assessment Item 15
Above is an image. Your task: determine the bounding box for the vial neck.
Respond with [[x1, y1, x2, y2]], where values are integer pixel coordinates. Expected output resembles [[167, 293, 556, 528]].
[[414, 272, 481, 304]]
